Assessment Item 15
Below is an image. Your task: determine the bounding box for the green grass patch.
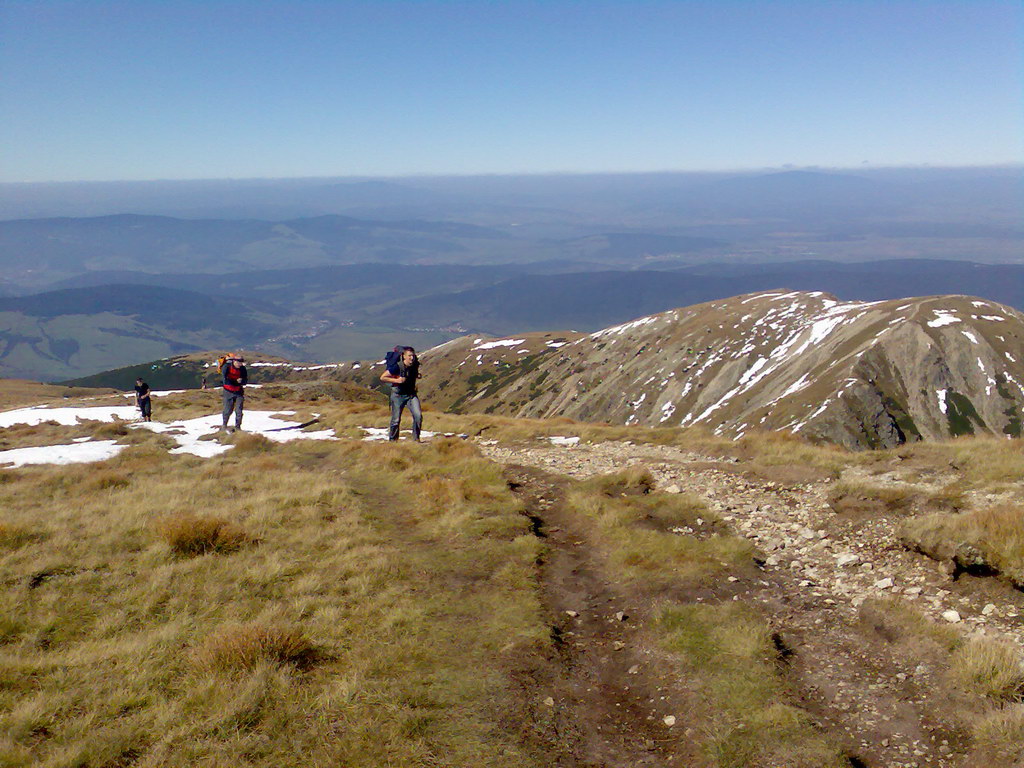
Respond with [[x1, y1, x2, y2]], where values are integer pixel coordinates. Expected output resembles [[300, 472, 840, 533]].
[[659, 603, 845, 767]]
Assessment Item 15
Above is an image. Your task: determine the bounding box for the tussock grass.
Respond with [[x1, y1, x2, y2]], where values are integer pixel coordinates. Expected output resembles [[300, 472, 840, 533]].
[[86, 470, 130, 491], [925, 481, 969, 512], [229, 432, 273, 454], [660, 602, 844, 767], [972, 703, 1024, 764], [828, 478, 919, 515], [858, 597, 962, 654], [901, 505, 1024, 586], [155, 513, 252, 556], [588, 464, 656, 496], [0, 522, 40, 549], [193, 622, 315, 671], [950, 637, 1024, 701]]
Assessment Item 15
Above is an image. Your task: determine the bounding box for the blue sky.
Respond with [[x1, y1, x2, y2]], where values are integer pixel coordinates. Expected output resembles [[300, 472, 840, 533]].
[[1, 0, 1021, 181]]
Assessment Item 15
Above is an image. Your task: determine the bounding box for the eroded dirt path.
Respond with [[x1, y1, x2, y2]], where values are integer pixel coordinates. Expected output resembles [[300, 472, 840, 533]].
[[484, 441, 1024, 768], [505, 464, 704, 768]]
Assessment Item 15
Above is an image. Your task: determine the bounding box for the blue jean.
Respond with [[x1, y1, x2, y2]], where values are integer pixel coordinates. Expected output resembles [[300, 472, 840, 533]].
[[222, 390, 244, 428], [389, 392, 422, 441]]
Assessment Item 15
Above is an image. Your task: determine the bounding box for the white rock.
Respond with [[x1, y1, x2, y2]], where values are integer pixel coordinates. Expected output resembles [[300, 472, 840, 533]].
[[942, 610, 962, 623]]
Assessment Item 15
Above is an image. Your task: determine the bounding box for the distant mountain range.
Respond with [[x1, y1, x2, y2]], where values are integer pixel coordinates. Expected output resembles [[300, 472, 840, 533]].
[[5, 259, 1024, 382]]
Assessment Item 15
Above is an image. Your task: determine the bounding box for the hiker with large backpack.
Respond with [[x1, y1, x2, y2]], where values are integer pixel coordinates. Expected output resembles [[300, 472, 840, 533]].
[[380, 346, 422, 442], [220, 353, 248, 432]]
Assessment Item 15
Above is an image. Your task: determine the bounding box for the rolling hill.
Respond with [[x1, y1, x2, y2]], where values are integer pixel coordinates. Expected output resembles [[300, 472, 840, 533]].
[[0, 285, 284, 382]]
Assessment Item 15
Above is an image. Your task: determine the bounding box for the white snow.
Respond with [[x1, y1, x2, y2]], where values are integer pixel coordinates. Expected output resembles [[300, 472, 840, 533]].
[[548, 436, 581, 446], [590, 316, 658, 338], [473, 338, 526, 351], [0, 440, 125, 468], [0, 405, 139, 428], [0, 403, 337, 463], [659, 401, 676, 422], [121, 390, 186, 399], [358, 427, 446, 442], [927, 312, 961, 328], [138, 412, 336, 457]]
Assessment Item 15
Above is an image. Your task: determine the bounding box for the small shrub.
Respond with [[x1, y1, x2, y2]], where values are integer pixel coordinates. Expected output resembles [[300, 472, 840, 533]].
[[193, 622, 315, 671], [156, 513, 250, 555], [950, 637, 1024, 701]]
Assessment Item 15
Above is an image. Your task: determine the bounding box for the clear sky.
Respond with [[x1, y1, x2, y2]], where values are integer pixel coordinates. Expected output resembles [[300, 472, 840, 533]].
[[1, 0, 1021, 182]]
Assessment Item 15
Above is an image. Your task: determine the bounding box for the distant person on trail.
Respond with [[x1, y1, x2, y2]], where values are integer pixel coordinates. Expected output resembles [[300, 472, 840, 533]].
[[380, 347, 422, 442], [220, 354, 248, 432], [134, 377, 152, 422]]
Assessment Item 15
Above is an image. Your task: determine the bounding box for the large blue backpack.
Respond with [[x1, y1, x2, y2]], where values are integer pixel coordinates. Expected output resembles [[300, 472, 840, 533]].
[[384, 346, 405, 376]]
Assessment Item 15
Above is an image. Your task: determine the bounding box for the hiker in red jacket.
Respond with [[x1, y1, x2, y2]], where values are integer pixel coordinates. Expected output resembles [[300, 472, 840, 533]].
[[220, 354, 248, 432]]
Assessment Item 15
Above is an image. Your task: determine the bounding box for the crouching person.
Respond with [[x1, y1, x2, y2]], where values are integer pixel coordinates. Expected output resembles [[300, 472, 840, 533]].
[[380, 347, 422, 442], [221, 353, 247, 432]]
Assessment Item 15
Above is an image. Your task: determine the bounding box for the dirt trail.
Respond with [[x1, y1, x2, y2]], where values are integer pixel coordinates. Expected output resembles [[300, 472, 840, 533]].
[[484, 440, 1024, 768], [505, 464, 702, 767]]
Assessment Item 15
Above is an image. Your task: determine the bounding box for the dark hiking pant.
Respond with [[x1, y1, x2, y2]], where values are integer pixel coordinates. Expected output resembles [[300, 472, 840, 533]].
[[389, 392, 422, 441], [222, 390, 244, 428]]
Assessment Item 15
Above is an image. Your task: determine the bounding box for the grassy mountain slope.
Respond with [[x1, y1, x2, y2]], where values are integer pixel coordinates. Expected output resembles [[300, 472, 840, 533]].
[[1, 385, 1024, 765], [0, 285, 282, 382], [388, 291, 1024, 449]]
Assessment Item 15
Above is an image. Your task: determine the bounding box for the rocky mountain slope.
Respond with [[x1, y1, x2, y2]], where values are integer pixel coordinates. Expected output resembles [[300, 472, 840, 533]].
[[393, 291, 1024, 449]]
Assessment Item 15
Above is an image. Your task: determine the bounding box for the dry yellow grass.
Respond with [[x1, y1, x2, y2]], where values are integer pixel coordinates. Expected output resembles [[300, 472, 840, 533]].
[[901, 505, 1024, 587], [193, 622, 315, 671], [156, 512, 252, 556], [950, 637, 1024, 701], [0, 429, 546, 767]]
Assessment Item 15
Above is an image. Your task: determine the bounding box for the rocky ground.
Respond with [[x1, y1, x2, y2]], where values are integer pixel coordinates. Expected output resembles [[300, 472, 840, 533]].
[[480, 438, 1024, 768]]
